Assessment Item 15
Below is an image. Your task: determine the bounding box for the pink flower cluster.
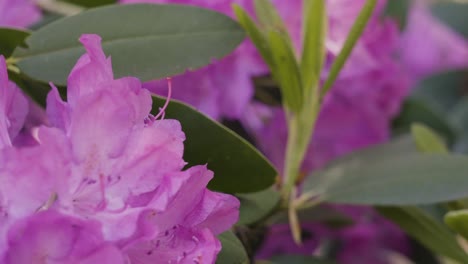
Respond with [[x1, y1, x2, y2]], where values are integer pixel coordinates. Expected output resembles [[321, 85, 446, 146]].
[[0, 35, 239, 263], [119, 0, 468, 263], [0, 0, 40, 28]]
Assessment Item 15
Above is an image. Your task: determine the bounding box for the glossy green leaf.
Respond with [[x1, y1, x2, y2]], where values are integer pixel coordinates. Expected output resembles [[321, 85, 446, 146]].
[[233, 5, 274, 67], [301, 0, 327, 93], [216, 231, 249, 264], [411, 123, 448, 154], [270, 255, 335, 264], [378, 206, 468, 264], [445, 210, 468, 241], [268, 30, 303, 112], [302, 136, 468, 205], [14, 4, 245, 85], [0, 28, 30, 57], [152, 96, 277, 194], [321, 0, 377, 97], [237, 188, 280, 226]]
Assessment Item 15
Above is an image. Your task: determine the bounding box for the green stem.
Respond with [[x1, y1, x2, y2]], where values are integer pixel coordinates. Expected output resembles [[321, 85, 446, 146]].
[[281, 95, 320, 201]]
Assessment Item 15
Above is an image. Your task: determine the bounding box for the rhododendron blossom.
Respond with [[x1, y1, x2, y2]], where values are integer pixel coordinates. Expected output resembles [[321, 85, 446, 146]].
[[0, 0, 41, 28], [0, 34, 239, 263]]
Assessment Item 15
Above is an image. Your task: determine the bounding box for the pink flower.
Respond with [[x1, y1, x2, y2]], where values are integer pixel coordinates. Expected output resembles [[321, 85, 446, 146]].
[[0, 34, 239, 263], [399, 0, 468, 80], [0, 0, 41, 28], [4, 210, 124, 264], [0, 56, 28, 149]]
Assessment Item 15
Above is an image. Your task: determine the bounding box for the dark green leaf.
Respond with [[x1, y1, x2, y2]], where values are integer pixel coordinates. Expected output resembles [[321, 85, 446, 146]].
[[152, 96, 277, 194], [237, 188, 280, 226], [432, 2, 468, 37], [378, 206, 468, 264], [60, 0, 116, 8], [392, 98, 457, 145], [216, 231, 249, 264], [321, 0, 377, 97], [14, 4, 244, 85], [411, 70, 467, 115], [0, 27, 30, 57], [270, 255, 335, 264], [445, 209, 468, 241], [273, 205, 354, 228], [384, 0, 410, 30], [449, 98, 468, 138], [302, 136, 468, 205]]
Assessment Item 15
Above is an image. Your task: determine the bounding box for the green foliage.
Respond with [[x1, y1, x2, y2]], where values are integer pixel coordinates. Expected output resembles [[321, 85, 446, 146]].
[[445, 210, 468, 241], [217, 231, 249, 264], [60, 0, 116, 8], [13, 4, 244, 85], [383, 0, 410, 30], [301, 136, 468, 205], [0, 28, 29, 57], [301, 0, 326, 94], [411, 123, 449, 153], [152, 96, 277, 194], [378, 206, 468, 263], [270, 255, 336, 264], [237, 188, 280, 226], [432, 2, 468, 37]]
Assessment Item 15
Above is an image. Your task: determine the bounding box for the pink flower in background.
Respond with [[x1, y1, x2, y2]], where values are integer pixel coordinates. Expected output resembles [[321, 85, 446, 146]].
[[0, 0, 41, 28], [0, 56, 28, 148], [0, 34, 239, 263], [121, 0, 265, 119], [399, 0, 468, 81]]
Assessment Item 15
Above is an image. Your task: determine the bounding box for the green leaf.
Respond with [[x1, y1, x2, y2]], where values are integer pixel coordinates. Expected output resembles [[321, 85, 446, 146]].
[[270, 255, 335, 264], [267, 30, 303, 112], [411, 123, 449, 154], [301, 0, 327, 93], [383, 0, 410, 30], [216, 231, 249, 264], [411, 70, 467, 115], [0, 27, 30, 57], [321, 0, 377, 97], [233, 5, 274, 67], [302, 136, 468, 205], [60, 0, 116, 8], [254, 0, 286, 32], [392, 98, 457, 145], [237, 188, 280, 226], [432, 2, 468, 37], [14, 4, 245, 85], [152, 96, 277, 194], [273, 205, 354, 228], [445, 210, 468, 241], [378, 206, 468, 264]]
